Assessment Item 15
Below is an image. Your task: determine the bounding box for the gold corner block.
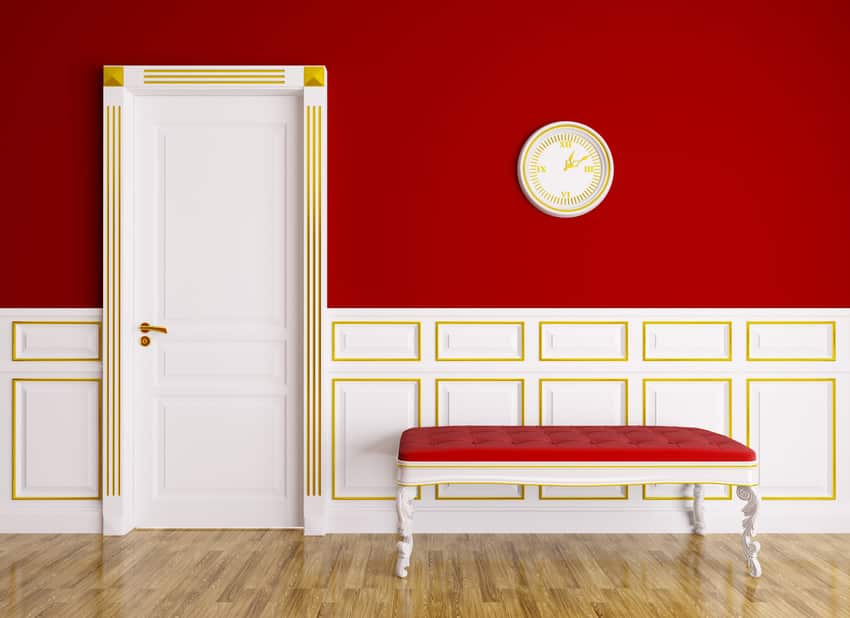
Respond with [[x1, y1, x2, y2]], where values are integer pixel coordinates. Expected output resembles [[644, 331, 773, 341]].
[[103, 66, 124, 87], [304, 66, 325, 87]]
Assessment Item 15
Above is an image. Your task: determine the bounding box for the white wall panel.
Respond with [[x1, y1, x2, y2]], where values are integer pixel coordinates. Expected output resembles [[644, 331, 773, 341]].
[[436, 322, 524, 361], [12, 379, 100, 499], [539, 379, 628, 499], [332, 379, 419, 499], [747, 322, 836, 361], [748, 379, 835, 499], [642, 379, 732, 499], [332, 322, 420, 361], [539, 321, 628, 361], [12, 321, 101, 361], [435, 379, 524, 499], [643, 321, 731, 361]]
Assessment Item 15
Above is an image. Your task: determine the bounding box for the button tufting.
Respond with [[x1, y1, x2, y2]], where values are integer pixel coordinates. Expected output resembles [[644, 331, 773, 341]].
[[398, 425, 756, 463]]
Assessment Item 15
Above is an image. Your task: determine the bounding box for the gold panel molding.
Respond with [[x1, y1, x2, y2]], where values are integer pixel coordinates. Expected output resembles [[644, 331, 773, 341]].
[[331, 379, 421, 500], [538, 378, 629, 500], [435, 378, 526, 500], [11, 378, 102, 500], [746, 378, 836, 500], [642, 321, 733, 362], [538, 321, 629, 361], [642, 378, 733, 501], [435, 321, 526, 362], [331, 321, 422, 362], [746, 321, 837, 362], [11, 321, 102, 362]]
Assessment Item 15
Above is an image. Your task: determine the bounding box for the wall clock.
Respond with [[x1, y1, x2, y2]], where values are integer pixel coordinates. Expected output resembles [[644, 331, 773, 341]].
[[517, 121, 614, 217]]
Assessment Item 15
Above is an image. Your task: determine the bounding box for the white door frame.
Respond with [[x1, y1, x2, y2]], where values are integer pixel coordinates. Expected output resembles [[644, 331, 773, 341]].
[[102, 65, 327, 535]]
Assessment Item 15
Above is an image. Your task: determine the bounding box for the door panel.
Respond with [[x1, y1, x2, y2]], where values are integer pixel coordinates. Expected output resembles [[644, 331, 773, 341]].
[[134, 95, 301, 527]]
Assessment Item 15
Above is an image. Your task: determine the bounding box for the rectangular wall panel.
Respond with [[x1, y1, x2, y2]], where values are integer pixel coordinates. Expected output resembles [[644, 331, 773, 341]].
[[747, 322, 836, 361], [748, 379, 835, 499], [332, 322, 420, 361], [436, 322, 524, 361], [333, 379, 420, 499], [643, 379, 732, 499], [539, 322, 628, 361], [12, 379, 101, 499], [643, 322, 732, 361], [436, 378, 524, 499], [539, 379, 629, 499], [12, 321, 101, 361]]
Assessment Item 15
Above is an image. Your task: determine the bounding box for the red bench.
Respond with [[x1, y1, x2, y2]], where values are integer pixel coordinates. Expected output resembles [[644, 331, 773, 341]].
[[395, 425, 761, 578]]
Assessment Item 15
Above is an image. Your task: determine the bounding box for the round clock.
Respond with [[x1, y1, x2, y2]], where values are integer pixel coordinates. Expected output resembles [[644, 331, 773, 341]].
[[517, 121, 614, 217]]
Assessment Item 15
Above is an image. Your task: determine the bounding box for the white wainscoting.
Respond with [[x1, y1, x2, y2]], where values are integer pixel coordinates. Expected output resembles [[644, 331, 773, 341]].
[[324, 308, 850, 534], [0, 309, 103, 532]]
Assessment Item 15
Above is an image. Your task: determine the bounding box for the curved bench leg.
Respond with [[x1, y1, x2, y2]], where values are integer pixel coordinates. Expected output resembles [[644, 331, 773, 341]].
[[737, 486, 762, 577], [396, 486, 416, 578], [692, 484, 706, 535]]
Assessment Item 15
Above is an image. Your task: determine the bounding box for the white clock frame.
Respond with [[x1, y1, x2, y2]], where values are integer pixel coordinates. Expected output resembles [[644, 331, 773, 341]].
[[517, 121, 614, 218]]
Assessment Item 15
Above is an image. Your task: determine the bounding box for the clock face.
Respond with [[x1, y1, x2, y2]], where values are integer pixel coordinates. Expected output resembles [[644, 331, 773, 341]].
[[517, 122, 614, 217]]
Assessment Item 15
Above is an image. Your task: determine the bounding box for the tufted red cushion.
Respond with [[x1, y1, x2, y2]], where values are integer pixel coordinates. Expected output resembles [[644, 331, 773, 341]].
[[398, 426, 756, 462]]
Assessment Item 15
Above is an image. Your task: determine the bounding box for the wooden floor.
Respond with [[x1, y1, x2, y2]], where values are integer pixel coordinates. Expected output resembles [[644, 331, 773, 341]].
[[0, 531, 848, 617]]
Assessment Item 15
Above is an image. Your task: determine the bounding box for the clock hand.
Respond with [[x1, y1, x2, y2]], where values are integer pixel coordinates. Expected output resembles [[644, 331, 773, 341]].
[[563, 152, 591, 171]]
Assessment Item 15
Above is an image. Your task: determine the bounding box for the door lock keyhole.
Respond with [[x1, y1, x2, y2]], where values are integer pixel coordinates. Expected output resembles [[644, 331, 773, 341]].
[[140, 335, 151, 347]]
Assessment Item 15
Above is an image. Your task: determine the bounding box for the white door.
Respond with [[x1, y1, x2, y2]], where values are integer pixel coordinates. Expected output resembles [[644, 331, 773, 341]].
[[133, 94, 301, 527]]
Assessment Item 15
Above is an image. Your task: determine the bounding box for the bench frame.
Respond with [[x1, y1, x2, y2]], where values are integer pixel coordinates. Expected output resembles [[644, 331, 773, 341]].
[[395, 459, 761, 578]]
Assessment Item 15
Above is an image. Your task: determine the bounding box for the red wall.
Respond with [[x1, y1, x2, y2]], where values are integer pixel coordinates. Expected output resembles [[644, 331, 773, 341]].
[[3, 1, 849, 308]]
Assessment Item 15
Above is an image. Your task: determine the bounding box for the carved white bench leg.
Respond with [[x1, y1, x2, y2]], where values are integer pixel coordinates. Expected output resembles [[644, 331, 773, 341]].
[[692, 484, 706, 535], [737, 486, 762, 577], [396, 486, 417, 578]]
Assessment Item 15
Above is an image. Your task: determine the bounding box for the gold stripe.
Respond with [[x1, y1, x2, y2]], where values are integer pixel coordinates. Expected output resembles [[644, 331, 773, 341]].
[[399, 463, 756, 469], [12, 379, 102, 500], [11, 321, 102, 362], [103, 104, 122, 497], [305, 105, 323, 496], [747, 378, 836, 500], [642, 321, 733, 361], [330, 321, 422, 361], [332, 379, 421, 500], [538, 321, 629, 361], [144, 80, 286, 84], [144, 68, 286, 73], [746, 321, 837, 361], [434, 321, 525, 361]]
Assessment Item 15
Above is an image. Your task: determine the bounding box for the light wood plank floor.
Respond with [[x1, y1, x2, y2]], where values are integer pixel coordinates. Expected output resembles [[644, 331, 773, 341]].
[[1, 531, 848, 616]]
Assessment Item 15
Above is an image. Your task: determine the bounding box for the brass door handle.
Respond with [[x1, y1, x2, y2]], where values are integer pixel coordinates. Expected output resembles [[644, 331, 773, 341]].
[[139, 322, 168, 334]]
